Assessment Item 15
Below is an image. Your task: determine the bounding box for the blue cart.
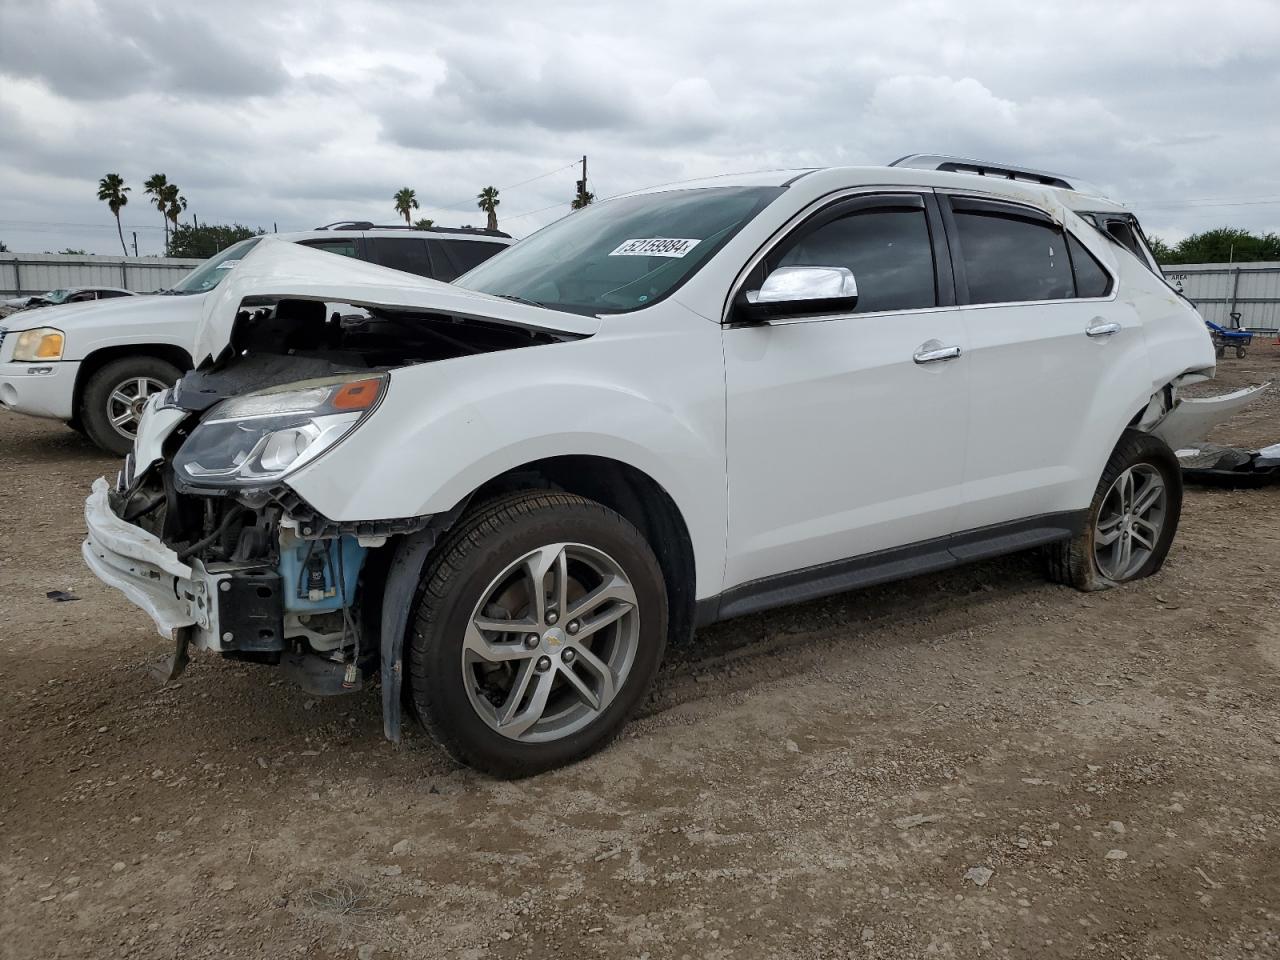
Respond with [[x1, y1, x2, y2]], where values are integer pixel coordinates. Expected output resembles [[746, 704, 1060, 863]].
[[1206, 319, 1253, 359]]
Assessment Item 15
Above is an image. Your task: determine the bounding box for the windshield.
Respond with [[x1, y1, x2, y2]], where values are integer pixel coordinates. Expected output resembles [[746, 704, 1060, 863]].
[[39, 289, 70, 303], [456, 186, 784, 315], [168, 238, 262, 295]]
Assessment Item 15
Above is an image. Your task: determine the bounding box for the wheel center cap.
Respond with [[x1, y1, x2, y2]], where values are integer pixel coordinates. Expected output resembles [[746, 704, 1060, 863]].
[[542, 627, 566, 649]]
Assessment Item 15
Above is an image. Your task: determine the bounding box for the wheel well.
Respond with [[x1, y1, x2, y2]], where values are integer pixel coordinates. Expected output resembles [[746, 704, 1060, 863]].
[[469, 456, 698, 648], [71, 344, 192, 424]]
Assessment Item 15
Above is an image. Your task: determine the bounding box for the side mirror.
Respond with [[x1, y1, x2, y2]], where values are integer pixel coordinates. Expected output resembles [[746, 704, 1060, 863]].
[[740, 265, 858, 321]]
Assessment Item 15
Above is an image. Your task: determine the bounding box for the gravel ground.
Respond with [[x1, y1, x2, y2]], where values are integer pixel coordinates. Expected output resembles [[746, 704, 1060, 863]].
[[3, 343, 1279, 960]]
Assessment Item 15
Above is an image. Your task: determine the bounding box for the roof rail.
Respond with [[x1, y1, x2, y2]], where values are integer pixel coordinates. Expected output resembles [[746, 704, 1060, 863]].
[[888, 154, 1079, 191], [313, 221, 513, 239]]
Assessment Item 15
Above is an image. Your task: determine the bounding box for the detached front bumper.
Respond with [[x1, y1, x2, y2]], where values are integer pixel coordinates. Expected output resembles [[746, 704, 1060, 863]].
[[82, 477, 217, 642], [0, 359, 80, 420]]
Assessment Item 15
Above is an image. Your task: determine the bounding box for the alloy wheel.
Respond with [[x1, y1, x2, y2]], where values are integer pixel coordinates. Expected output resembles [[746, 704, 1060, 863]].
[[1094, 464, 1167, 581], [105, 376, 167, 440], [461, 542, 640, 743]]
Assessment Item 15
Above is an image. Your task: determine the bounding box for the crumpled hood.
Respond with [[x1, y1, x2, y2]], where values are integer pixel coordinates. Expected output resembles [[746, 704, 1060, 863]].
[[193, 238, 600, 365]]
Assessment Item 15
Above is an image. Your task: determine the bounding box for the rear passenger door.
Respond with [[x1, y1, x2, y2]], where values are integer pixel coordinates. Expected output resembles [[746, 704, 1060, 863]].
[[941, 195, 1147, 532]]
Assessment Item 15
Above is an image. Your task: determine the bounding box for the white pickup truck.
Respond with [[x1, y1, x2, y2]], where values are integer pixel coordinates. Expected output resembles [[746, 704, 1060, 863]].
[[0, 225, 512, 453]]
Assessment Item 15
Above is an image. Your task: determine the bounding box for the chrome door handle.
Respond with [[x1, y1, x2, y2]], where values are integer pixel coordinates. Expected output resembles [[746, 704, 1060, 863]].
[[1086, 320, 1121, 338], [913, 343, 962, 364]]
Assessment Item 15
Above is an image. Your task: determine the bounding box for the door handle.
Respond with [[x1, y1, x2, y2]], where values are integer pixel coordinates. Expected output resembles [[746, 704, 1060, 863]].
[[1086, 319, 1121, 338], [913, 343, 962, 364]]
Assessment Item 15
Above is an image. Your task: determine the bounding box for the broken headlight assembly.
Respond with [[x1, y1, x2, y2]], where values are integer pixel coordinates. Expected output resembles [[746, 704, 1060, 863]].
[[173, 374, 386, 487]]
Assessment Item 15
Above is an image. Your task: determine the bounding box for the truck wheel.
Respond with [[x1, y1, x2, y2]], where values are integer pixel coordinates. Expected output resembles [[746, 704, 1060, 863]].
[[1046, 430, 1182, 591], [408, 491, 667, 778], [79, 356, 182, 456]]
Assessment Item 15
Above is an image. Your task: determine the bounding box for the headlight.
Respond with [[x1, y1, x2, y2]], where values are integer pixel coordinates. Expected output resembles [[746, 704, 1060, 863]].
[[12, 327, 64, 361], [173, 374, 386, 487]]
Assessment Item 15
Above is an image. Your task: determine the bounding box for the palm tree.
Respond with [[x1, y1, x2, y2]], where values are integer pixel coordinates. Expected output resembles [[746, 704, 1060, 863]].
[[476, 186, 500, 231], [97, 173, 131, 254], [143, 173, 170, 247], [393, 187, 419, 225], [161, 183, 187, 243]]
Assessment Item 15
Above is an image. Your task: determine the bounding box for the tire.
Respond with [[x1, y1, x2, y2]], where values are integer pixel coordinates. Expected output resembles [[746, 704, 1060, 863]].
[[408, 491, 668, 777], [1046, 429, 1182, 591], [79, 356, 182, 456], [1236, 345, 1248, 359]]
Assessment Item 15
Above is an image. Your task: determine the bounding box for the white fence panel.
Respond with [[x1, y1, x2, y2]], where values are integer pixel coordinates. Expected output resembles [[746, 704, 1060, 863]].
[[1163, 262, 1280, 331]]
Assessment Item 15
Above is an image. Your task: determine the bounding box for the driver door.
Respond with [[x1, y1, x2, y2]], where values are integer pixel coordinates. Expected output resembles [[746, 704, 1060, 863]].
[[721, 191, 970, 602]]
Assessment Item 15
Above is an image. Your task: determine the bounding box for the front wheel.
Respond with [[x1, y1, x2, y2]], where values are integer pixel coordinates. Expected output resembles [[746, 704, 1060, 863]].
[[1047, 429, 1183, 591], [408, 492, 668, 777], [79, 356, 182, 456]]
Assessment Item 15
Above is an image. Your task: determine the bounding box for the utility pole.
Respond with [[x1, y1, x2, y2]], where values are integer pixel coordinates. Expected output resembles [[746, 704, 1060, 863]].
[[574, 155, 590, 208]]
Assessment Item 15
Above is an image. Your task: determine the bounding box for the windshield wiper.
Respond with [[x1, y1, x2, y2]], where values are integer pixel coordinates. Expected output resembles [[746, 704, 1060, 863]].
[[495, 293, 547, 308]]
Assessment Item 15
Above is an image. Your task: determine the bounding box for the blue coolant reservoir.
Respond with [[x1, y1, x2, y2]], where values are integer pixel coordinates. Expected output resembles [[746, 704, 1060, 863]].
[[277, 535, 367, 613]]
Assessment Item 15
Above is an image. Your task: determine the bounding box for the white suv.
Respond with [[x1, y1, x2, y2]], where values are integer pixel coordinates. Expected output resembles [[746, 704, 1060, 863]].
[[0, 225, 512, 454], [84, 157, 1216, 777]]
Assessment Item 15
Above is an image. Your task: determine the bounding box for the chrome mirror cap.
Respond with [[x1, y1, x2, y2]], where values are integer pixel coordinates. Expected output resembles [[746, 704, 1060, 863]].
[[747, 265, 858, 305]]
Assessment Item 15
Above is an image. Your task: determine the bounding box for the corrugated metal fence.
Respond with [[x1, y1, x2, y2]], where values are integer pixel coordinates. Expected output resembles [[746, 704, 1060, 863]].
[[1162, 261, 1280, 331], [0, 253, 203, 299]]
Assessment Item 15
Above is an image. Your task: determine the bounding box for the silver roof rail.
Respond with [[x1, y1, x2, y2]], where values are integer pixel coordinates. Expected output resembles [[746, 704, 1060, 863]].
[[888, 154, 1081, 191]]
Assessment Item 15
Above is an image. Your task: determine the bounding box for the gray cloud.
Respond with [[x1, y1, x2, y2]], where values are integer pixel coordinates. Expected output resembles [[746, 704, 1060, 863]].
[[0, 0, 1279, 255]]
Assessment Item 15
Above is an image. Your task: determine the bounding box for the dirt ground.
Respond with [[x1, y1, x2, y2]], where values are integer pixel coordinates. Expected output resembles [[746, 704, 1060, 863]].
[[3, 344, 1279, 960]]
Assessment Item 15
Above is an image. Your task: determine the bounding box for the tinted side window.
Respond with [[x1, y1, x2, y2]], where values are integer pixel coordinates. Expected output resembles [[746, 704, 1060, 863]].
[[367, 238, 431, 278], [1068, 234, 1112, 298], [99, 290, 131, 299], [302, 239, 359, 258], [774, 207, 936, 313], [429, 240, 508, 282], [953, 211, 1073, 304]]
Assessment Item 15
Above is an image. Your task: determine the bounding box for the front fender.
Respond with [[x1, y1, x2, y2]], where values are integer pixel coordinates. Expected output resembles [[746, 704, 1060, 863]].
[[285, 320, 728, 599]]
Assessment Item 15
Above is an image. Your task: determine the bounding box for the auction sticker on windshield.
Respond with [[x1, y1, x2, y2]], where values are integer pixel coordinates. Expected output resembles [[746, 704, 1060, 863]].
[[609, 238, 701, 258]]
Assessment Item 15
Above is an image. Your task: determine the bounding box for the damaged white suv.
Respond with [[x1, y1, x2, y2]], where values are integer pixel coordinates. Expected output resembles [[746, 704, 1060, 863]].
[[85, 157, 1218, 777]]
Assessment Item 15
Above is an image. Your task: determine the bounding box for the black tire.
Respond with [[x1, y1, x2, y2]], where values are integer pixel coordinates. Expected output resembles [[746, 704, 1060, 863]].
[[408, 491, 668, 778], [1236, 345, 1248, 359], [79, 356, 182, 456], [1215, 343, 1227, 358], [1046, 429, 1182, 591]]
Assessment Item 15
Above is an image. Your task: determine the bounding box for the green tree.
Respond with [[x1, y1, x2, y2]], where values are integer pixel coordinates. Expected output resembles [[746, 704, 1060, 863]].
[[58, 248, 88, 255], [1146, 234, 1175, 264], [1170, 227, 1280, 264], [476, 186, 500, 231], [97, 173, 131, 255], [0, 240, 8, 252], [143, 173, 170, 247], [393, 187, 419, 225], [413, 218, 435, 229], [161, 183, 187, 245], [166, 222, 263, 259], [570, 190, 595, 210]]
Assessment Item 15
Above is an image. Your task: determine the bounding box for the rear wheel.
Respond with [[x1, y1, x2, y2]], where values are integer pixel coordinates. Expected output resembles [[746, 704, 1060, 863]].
[[1047, 430, 1182, 591], [79, 356, 181, 456], [408, 491, 668, 777]]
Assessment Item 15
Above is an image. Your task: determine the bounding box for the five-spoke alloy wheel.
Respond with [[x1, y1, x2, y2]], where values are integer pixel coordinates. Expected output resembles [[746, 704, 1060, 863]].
[[409, 491, 667, 778]]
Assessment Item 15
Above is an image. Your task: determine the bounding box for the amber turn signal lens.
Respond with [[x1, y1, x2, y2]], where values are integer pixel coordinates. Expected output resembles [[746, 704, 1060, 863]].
[[35, 332, 64, 359], [331, 377, 383, 411]]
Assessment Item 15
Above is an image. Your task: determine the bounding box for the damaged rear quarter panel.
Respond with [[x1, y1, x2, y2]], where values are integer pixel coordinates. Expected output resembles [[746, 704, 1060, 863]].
[[282, 301, 730, 601]]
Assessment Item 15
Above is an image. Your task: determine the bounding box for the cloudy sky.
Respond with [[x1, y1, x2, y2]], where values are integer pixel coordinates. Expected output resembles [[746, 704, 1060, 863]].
[[1, 0, 1278, 255]]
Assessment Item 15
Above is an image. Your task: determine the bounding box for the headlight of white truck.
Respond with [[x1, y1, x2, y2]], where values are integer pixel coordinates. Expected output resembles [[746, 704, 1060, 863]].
[[12, 327, 65, 361], [173, 374, 386, 487]]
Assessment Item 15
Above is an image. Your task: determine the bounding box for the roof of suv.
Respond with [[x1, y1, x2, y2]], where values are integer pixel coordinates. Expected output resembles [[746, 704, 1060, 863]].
[[274, 226, 516, 246], [621, 159, 1129, 215]]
